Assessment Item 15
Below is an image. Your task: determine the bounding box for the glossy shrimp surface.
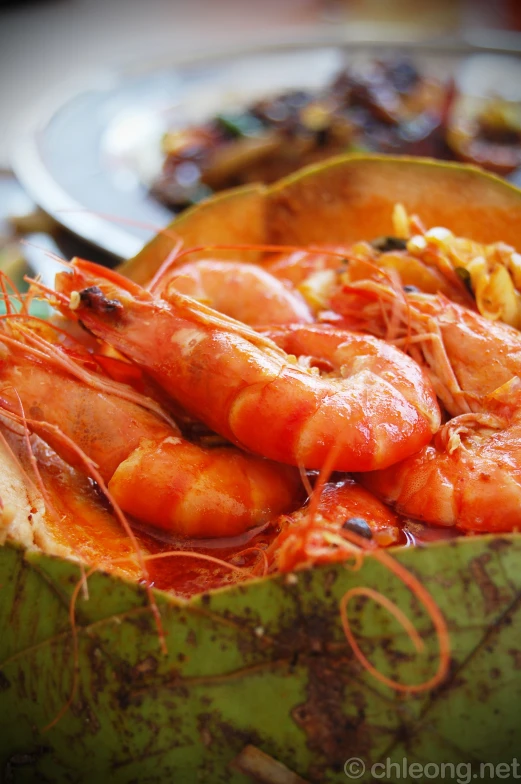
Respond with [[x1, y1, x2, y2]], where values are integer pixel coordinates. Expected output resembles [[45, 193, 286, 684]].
[[0, 319, 301, 538], [363, 383, 521, 532], [401, 293, 521, 415], [332, 281, 521, 532], [257, 233, 521, 534], [160, 259, 313, 325], [54, 259, 440, 472], [333, 284, 521, 416], [264, 249, 343, 286], [34, 209, 521, 540], [266, 476, 403, 574]]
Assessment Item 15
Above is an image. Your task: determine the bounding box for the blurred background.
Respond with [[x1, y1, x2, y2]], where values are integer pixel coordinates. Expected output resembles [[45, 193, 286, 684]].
[[0, 0, 520, 273], [1, 0, 519, 162]]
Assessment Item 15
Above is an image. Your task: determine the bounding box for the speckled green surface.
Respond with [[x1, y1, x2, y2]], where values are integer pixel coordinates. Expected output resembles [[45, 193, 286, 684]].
[[1, 535, 521, 782]]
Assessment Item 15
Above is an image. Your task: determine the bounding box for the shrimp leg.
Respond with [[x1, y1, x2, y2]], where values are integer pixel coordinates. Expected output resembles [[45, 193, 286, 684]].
[[0, 323, 301, 538], [53, 259, 440, 472]]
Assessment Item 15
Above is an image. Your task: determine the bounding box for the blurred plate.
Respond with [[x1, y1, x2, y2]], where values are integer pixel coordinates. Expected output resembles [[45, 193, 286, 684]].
[[11, 38, 521, 261]]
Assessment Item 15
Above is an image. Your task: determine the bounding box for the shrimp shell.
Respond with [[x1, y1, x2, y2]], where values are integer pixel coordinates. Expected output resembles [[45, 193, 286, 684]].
[[161, 259, 313, 325], [53, 259, 441, 472], [0, 318, 301, 538]]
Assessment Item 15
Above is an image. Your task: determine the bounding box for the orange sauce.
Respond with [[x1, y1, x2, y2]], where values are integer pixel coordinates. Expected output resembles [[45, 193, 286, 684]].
[[133, 523, 277, 599]]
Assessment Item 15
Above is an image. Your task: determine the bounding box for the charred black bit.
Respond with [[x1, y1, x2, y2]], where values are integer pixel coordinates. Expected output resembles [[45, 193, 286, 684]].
[[88, 478, 113, 510], [371, 235, 408, 252], [454, 267, 474, 296], [154, 56, 449, 209], [79, 286, 124, 316], [315, 127, 330, 147], [77, 319, 92, 335], [342, 517, 373, 539], [403, 284, 420, 293], [476, 99, 521, 146], [4, 748, 50, 783]]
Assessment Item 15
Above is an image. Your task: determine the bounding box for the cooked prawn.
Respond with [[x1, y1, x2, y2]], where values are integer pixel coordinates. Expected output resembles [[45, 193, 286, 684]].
[[264, 249, 344, 286], [0, 318, 301, 538], [363, 378, 521, 532], [50, 259, 440, 472], [333, 283, 521, 416], [158, 259, 313, 325], [266, 476, 403, 573], [334, 279, 521, 532], [264, 239, 473, 314]]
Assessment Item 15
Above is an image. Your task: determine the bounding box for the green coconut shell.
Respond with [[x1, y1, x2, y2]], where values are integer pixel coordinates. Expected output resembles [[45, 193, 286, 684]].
[[3, 155, 521, 782]]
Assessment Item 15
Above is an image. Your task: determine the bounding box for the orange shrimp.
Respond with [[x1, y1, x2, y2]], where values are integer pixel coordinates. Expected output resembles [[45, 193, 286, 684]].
[[363, 378, 521, 532], [336, 281, 521, 532], [0, 319, 301, 538], [158, 259, 313, 325], [332, 284, 521, 416], [266, 476, 403, 573], [264, 240, 472, 312], [51, 259, 440, 472], [264, 249, 344, 287], [398, 292, 521, 415]]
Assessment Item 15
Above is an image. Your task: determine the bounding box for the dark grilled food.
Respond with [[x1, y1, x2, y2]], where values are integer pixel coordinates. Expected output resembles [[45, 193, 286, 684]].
[[152, 58, 448, 209]]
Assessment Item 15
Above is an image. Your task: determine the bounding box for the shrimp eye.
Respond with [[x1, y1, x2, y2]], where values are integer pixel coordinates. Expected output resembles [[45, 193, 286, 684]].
[[79, 286, 123, 316], [403, 285, 420, 293], [342, 516, 373, 539]]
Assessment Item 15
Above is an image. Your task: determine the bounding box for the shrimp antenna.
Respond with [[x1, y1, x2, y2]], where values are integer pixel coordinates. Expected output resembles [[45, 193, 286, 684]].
[[273, 428, 450, 694], [0, 270, 30, 314], [0, 405, 168, 730], [148, 239, 184, 294], [54, 208, 182, 242], [20, 239, 69, 267]]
